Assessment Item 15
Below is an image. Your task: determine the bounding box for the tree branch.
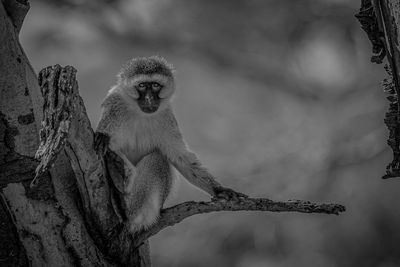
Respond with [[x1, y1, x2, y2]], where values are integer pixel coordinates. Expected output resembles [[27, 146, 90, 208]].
[[134, 198, 345, 247]]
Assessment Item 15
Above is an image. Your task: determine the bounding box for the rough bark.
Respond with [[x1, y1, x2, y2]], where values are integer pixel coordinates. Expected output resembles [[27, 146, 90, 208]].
[[356, 0, 400, 178], [0, 0, 66, 265], [34, 65, 147, 266], [0, 0, 116, 266]]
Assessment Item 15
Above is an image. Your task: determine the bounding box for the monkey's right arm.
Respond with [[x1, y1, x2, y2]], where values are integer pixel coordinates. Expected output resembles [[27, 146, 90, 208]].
[[159, 112, 247, 201]]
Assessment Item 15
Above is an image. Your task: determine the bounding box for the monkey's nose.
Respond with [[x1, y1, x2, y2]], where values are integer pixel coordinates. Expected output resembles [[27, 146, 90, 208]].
[[144, 94, 155, 106], [145, 93, 154, 104]]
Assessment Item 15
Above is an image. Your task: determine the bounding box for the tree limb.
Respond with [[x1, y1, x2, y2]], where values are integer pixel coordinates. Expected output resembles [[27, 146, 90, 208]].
[[134, 198, 345, 248]]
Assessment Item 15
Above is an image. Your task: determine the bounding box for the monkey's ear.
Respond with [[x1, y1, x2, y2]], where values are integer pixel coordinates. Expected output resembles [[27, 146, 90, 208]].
[[120, 82, 139, 99], [127, 87, 139, 99], [159, 84, 175, 99], [118, 76, 140, 99]]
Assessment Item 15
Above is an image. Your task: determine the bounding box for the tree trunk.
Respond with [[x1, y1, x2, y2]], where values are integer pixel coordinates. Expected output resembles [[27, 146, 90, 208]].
[[356, 0, 400, 179], [0, 0, 144, 266]]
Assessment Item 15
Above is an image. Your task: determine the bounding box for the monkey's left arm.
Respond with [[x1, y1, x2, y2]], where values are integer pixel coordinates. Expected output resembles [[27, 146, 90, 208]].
[[159, 114, 247, 201], [94, 93, 127, 155]]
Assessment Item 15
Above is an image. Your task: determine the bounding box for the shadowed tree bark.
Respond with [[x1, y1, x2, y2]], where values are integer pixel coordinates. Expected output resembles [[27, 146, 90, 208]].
[[0, 1, 345, 266], [356, 0, 400, 179]]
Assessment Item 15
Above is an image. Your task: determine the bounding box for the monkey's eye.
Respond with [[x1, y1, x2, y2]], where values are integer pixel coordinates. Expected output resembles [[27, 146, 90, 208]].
[[138, 83, 146, 91], [152, 83, 161, 91]]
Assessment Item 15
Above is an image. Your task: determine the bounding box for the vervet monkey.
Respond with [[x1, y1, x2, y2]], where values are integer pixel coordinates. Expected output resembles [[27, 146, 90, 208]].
[[95, 56, 247, 232]]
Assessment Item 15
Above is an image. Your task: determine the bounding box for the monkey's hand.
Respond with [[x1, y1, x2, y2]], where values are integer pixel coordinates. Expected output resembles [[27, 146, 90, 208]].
[[212, 186, 248, 202], [94, 132, 110, 156]]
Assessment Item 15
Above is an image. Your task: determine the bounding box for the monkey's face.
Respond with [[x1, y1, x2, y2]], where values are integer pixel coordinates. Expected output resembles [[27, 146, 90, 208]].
[[135, 82, 162, 113], [120, 72, 175, 113]]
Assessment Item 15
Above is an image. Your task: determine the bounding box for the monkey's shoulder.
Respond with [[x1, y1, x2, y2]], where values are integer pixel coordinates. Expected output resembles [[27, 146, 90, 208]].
[[100, 90, 133, 118], [102, 87, 124, 106]]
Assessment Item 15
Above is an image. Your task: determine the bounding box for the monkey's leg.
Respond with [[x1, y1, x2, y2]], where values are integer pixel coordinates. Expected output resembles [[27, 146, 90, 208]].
[[138, 240, 152, 266], [110, 151, 154, 265], [124, 152, 172, 232]]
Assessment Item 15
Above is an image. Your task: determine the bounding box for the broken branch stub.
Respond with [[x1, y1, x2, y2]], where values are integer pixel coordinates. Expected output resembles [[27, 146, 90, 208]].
[[33, 65, 74, 186]]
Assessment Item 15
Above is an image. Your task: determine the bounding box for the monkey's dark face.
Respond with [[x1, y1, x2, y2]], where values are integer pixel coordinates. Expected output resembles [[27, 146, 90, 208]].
[[135, 82, 162, 113]]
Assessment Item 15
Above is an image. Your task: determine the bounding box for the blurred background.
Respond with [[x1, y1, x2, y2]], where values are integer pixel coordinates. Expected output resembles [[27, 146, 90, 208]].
[[20, 0, 400, 266]]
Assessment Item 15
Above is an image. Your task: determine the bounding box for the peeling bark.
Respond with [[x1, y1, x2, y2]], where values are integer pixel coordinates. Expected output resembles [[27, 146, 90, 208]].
[[356, 0, 400, 179], [379, 0, 400, 179], [35, 65, 149, 266]]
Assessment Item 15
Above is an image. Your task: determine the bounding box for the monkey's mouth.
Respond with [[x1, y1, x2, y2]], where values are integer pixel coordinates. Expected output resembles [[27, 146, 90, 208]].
[[138, 98, 160, 113], [139, 104, 159, 113]]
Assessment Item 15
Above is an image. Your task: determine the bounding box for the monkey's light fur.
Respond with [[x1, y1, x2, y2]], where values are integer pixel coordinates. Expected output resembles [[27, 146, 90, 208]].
[[98, 55, 226, 233], [118, 56, 175, 81]]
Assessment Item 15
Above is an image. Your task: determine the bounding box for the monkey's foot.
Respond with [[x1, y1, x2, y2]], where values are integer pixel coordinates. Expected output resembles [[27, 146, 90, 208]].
[[94, 132, 110, 156], [213, 186, 248, 202]]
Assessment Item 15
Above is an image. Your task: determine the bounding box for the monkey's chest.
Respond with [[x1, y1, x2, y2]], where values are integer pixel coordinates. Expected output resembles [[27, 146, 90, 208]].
[[114, 121, 161, 166]]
